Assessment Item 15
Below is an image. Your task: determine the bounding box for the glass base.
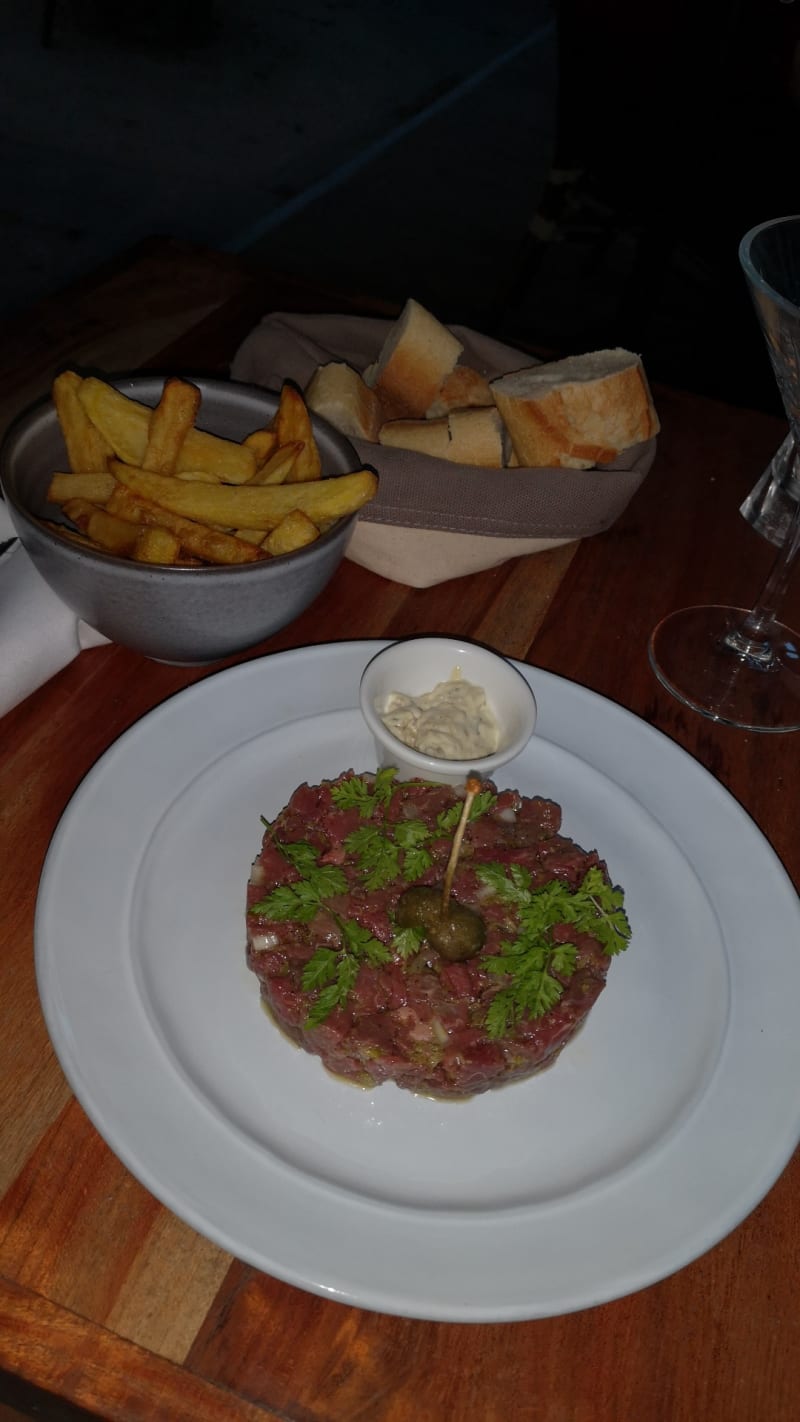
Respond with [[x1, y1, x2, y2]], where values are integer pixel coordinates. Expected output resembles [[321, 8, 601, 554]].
[[649, 605, 800, 732]]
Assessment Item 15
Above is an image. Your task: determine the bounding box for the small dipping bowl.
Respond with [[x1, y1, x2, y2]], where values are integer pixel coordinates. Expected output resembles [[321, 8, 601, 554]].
[[359, 636, 537, 787]]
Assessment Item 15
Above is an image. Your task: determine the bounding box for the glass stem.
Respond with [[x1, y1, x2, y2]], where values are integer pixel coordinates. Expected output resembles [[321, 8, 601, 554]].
[[725, 477, 800, 662]]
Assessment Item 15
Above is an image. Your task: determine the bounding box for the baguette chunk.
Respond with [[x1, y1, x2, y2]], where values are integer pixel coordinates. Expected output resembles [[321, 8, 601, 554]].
[[378, 417, 451, 459], [365, 298, 463, 419], [426, 365, 494, 417], [491, 349, 660, 469], [446, 407, 504, 467], [379, 408, 504, 466], [305, 361, 383, 442]]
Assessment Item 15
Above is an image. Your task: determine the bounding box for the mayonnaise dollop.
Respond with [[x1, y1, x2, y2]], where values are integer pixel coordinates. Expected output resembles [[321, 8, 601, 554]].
[[379, 667, 499, 759]]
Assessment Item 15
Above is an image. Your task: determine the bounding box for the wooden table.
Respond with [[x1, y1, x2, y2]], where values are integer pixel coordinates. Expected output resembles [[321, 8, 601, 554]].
[[1, 239, 798, 1422]]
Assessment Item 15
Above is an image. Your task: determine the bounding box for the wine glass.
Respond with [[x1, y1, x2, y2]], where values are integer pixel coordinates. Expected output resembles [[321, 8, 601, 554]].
[[648, 214, 800, 732]]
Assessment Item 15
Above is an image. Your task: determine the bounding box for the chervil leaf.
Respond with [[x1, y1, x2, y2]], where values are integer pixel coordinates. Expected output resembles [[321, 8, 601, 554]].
[[574, 866, 631, 954], [436, 790, 497, 835], [331, 774, 378, 818], [250, 862, 346, 921], [394, 818, 433, 880], [281, 841, 320, 875], [250, 884, 314, 920], [433, 803, 458, 835], [282, 880, 326, 920], [301, 947, 340, 990], [373, 766, 398, 805], [345, 824, 383, 856], [525, 968, 564, 1017], [549, 941, 578, 977], [392, 925, 424, 959], [366, 842, 402, 890], [518, 881, 572, 934], [344, 824, 401, 890], [403, 845, 434, 881], [478, 861, 631, 1036], [305, 965, 358, 1027], [549, 867, 631, 955], [341, 919, 391, 966], [305, 863, 348, 899], [393, 819, 429, 850], [470, 790, 497, 819], [303, 939, 365, 1027], [485, 949, 517, 972], [476, 861, 532, 905], [485, 989, 517, 1038]]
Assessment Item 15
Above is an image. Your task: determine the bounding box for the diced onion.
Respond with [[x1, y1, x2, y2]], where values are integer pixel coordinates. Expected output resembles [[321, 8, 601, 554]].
[[431, 1017, 450, 1046], [249, 931, 279, 952]]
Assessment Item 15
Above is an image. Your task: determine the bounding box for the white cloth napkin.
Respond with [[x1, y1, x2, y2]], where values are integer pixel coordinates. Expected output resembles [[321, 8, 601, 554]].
[[0, 502, 108, 718]]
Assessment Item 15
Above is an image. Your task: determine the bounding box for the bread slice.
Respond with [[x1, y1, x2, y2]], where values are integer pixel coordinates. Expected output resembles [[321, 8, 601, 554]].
[[491, 349, 660, 469], [365, 298, 463, 419], [305, 361, 383, 442], [378, 408, 504, 467], [426, 365, 494, 417], [446, 407, 504, 467], [378, 417, 451, 459]]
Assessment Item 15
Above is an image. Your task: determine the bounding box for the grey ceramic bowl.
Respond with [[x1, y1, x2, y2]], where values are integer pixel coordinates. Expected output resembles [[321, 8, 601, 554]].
[[0, 375, 364, 664]]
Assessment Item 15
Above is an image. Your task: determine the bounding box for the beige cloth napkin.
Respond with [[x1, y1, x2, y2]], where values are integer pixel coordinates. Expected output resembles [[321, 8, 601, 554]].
[[0, 502, 107, 718], [232, 313, 657, 587]]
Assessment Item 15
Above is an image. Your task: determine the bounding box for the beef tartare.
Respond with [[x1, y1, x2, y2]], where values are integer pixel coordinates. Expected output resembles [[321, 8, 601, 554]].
[[246, 769, 630, 1097]]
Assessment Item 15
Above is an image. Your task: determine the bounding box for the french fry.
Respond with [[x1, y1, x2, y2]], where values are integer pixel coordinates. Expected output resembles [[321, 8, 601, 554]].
[[105, 483, 264, 565], [53, 371, 114, 473], [86, 509, 141, 556], [243, 427, 278, 466], [105, 486, 143, 522], [77, 378, 257, 483], [133, 526, 182, 565], [61, 497, 100, 530], [39, 519, 99, 551], [48, 472, 117, 504], [175, 469, 223, 484], [142, 378, 201, 474], [46, 369, 375, 568], [110, 461, 378, 532], [246, 442, 301, 486], [273, 383, 322, 482], [263, 509, 320, 556]]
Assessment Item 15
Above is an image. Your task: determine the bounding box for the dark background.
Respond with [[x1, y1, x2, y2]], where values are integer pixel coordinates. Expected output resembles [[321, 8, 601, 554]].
[[3, 0, 799, 414]]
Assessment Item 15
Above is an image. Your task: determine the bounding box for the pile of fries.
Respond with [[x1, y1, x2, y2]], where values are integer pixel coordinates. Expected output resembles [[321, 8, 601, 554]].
[[43, 372, 378, 566]]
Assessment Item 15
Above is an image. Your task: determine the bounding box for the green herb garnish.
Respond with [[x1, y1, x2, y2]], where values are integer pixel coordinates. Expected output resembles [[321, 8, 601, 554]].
[[392, 924, 426, 959], [435, 789, 497, 835], [251, 771, 498, 1027], [478, 863, 631, 1038], [329, 767, 396, 818], [336, 773, 495, 891], [302, 952, 361, 1027], [249, 837, 388, 1025], [249, 854, 347, 921]]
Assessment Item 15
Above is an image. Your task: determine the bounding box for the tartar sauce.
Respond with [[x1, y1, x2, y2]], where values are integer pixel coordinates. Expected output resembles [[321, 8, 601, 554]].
[[379, 667, 499, 759]]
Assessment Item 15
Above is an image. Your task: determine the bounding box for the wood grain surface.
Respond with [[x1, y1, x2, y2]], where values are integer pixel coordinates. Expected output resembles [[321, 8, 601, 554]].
[[0, 240, 797, 1422]]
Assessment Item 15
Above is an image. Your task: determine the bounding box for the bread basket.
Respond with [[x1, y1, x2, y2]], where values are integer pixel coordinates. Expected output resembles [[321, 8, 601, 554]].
[[232, 313, 657, 588]]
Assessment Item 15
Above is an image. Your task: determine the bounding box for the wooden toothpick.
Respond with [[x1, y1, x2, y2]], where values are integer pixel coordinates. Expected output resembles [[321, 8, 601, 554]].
[[441, 776, 481, 912]]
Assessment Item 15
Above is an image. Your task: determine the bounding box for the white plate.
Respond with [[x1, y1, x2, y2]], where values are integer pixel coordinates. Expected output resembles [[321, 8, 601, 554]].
[[35, 641, 800, 1321]]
